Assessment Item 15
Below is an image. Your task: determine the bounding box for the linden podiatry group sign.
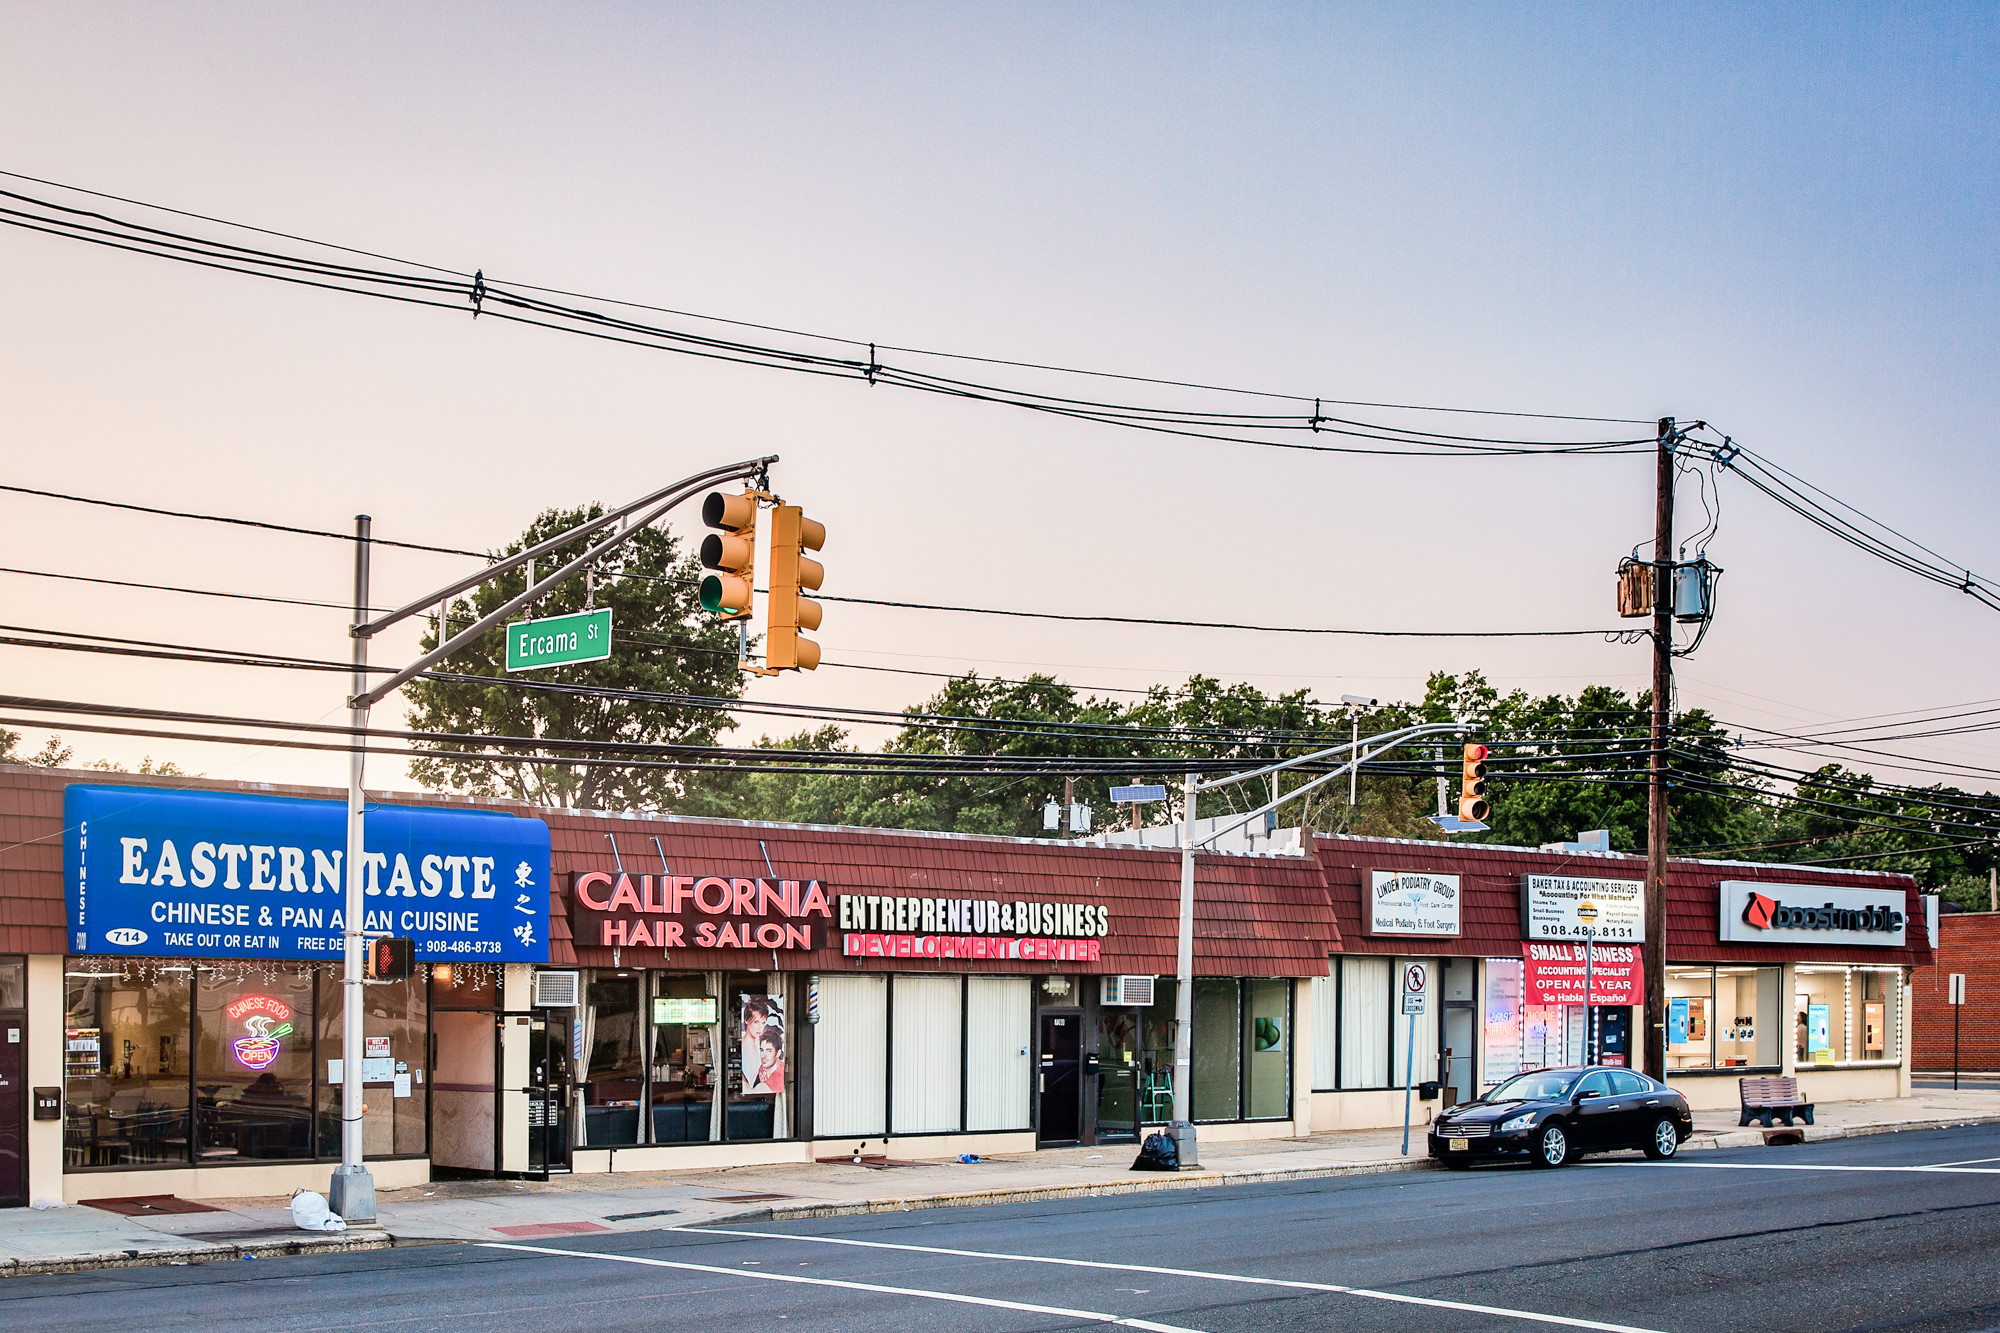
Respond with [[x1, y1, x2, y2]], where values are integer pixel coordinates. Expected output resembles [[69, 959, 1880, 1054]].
[[1364, 870, 1461, 937], [64, 785, 552, 962]]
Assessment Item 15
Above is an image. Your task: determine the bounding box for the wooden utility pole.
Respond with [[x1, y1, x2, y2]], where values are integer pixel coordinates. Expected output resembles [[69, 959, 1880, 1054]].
[[1643, 417, 1676, 1082]]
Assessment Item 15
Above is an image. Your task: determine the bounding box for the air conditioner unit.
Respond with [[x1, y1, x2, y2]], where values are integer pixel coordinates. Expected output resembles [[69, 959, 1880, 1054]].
[[531, 970, 580, 1008], [1102, 975, 1156, 1007]]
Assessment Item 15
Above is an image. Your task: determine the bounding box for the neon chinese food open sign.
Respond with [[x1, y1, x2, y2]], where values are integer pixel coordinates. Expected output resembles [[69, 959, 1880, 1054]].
[[228, 993, 294, 1070]]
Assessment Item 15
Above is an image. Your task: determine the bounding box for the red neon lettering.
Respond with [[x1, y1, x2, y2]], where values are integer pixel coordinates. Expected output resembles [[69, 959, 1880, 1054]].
[[799, 881, 831, 917], [574, 871, 614, 911], [759, 880, 791, 917], [663, 921, 686, 948], [731, 878, 758, 914], [669, 876, 695, 913], [785, 923, 812, 950], [756, 922, 787, 948], [601, 919, 629, 947]]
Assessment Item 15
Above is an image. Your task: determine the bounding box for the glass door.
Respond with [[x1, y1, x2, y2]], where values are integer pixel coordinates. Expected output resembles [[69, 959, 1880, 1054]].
[[1095, 1008, 1139, 1142], [502, 1010, 569, 1178]]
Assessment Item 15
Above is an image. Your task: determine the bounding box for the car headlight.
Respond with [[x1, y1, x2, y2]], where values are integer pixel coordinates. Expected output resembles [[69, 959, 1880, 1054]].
[[1499, 1113, 1537, 1133]]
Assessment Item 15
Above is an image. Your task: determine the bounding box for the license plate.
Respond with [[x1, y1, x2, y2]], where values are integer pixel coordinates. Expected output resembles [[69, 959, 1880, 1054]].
[[1449, 1137, 1469, 1152]]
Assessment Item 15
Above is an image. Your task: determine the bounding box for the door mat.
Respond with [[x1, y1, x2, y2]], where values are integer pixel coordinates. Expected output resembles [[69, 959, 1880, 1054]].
[[492, 1220, 612, 1238], [85, 1195, 222, 1216]]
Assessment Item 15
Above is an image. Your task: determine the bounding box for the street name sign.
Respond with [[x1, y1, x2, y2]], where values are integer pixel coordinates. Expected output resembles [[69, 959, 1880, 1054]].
[[506, 609, 613, 672]]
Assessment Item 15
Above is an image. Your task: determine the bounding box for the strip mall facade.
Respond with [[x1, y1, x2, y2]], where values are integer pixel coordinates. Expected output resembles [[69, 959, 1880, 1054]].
[[0, 764, 1932, 1205]]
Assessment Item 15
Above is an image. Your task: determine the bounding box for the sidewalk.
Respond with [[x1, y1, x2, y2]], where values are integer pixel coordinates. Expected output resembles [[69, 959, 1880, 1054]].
[[9, 1087, 1999, 1276]]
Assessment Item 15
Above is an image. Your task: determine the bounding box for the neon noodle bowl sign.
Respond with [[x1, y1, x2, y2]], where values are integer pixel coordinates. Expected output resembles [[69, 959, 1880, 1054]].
[[227, 994, 295, 1071]]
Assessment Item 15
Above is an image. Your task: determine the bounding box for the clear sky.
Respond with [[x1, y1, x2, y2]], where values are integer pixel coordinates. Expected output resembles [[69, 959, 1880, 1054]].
[[1, 4, 1995, 795]]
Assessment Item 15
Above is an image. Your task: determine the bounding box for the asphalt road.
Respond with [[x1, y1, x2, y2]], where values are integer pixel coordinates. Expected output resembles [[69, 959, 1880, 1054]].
[[10, 1126, 2000, 1333]]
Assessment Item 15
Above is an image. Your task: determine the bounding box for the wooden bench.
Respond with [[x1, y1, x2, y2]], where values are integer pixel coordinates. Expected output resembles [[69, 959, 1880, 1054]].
[[1739, 1076, 1815, 1127]]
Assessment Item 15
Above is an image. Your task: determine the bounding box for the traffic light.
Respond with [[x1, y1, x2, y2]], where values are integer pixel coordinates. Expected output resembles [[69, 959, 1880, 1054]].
[[765, 503, 825, 671], [699, 490, 757, 620], [1459, 743, 1490, 823], [366, 936, 415, 981]]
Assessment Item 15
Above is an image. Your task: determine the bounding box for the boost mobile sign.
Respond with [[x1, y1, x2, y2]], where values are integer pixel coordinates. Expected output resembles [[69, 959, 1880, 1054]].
[[65, 784, 551, 962]]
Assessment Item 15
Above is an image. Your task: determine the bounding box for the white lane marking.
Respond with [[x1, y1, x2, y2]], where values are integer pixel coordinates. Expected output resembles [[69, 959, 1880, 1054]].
[[1590, 1162, 2000, 1175], [675, 1226, 1665, 1333], [1917, 1155, 2000, 1169], [481, 1242, 1202, 1332]]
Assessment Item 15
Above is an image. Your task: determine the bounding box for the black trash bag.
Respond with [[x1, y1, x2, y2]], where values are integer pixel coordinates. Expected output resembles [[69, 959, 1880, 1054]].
[[1132, 1130, 1179, 1172]]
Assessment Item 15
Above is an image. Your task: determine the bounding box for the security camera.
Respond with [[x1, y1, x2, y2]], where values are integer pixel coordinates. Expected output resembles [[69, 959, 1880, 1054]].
[[1341, 694, 1378, 707]]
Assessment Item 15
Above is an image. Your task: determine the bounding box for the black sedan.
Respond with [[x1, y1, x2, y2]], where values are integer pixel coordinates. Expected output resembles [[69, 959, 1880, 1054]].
[[1427, 1065, 1693, 1169]]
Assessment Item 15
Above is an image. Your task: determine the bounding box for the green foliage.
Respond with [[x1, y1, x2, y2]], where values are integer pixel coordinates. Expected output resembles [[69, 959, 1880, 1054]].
[[404, 505, 745, 810], [0, 731, 75, 768]]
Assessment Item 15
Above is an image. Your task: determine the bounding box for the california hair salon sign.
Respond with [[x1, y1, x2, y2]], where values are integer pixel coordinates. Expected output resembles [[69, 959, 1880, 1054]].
[[1719, 880, 1907, 947], [1364, 870, 1460, 937], [571, 871, 831, 952]]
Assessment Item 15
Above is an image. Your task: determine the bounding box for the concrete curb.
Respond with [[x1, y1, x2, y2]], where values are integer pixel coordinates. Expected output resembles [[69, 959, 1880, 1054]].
[[0, 1230, 393, 1278], [709, 1155, 1444, 1224]]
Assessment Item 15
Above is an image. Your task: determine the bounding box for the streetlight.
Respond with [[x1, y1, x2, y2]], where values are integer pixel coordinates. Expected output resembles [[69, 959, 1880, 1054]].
[[1340, 695, 1377, 807]]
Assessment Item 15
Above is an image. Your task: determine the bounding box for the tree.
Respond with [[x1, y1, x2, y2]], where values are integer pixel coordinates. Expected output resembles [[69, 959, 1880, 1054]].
[[404, 505, 745, 811], [0, 730, 74, 768]]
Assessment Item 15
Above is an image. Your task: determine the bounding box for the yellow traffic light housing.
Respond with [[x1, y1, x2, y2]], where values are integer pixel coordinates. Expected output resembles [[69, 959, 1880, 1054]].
[[1459, 743, 1490, 823], [700, 489, 757, 620], [766, 504, 825, 671]]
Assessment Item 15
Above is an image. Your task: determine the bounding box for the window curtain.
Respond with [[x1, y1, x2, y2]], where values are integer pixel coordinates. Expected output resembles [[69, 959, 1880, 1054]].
[[813, 974, 887, 1138], [571, 992, 597, 1148], [1310, 966, 1337, 1092], [1339, 957, 1390, 1088], [891, 975, 962, 1133], [965, 977, 1031, 1131]]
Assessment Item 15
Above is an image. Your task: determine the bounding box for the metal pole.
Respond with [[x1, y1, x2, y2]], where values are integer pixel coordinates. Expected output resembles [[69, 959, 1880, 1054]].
[[1350, 713, 1359, 806], [1954, 1000, 1961, 1091], [1171, 772, 1199, 1167], [1062, 775, 1073, 838], [1401, 1009, 1416, 1155], [330, 515, 376, 1223], [1643, 417, 1675, 1083], [1583, 927, 1595, 1064]]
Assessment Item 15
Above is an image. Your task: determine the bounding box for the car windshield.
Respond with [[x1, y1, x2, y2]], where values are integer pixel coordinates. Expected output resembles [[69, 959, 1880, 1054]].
[[1485, 1069, 1584, 1102]]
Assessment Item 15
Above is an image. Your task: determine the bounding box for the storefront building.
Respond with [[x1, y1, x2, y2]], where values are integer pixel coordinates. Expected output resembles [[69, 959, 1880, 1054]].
[[0, 763, 1932, 1205], [1305, 836, 1931, 1125]]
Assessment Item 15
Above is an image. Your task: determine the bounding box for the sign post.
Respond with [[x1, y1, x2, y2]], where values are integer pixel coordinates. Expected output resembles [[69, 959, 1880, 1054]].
[[1581, 924, 1596, 1064], [1401, 962, 1428, 1155], [1950, 973, 1967, 1091]]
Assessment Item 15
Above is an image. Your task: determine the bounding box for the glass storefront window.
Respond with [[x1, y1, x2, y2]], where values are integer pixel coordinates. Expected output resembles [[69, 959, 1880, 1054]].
[[1138, 978, 1178, 1122], [315, 970, 429, 1158], [1337, 957, 1390, 1089], [1483, 958, 1526, 1087], [64, 963, 192, 1167], [0, 958, 23, 1009], [649, 973, 718, 1143], [726, 977, 789, 1140], [1796, 965, 1901, 1067], [577, 973, 644, 1146], [1191, 979, 1240, 1121], [1667, 967, 1715, 1070], [1243, 979, 1290, 1120], [197, 968, 314, 1162]]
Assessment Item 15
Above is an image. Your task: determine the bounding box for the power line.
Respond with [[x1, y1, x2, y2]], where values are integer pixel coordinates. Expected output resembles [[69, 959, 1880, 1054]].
[[0, 167, 1651, 428]]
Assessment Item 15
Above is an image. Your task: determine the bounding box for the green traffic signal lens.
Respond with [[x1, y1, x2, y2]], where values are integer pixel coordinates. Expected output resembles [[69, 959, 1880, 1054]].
[[700, 575, 725, 613]]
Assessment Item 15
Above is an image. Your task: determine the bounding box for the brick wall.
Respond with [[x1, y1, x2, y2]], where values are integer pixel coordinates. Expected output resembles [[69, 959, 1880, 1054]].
[[1912, 913, 2000, 1072]]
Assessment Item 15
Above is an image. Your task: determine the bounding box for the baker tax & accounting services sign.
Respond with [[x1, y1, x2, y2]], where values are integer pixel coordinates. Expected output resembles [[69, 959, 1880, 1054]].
[[569, 871, 1114, 964]]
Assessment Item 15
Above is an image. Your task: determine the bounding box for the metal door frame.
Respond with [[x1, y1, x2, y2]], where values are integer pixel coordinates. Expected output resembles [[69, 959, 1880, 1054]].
[[0, 1007, 24, 1207], [1035, 1007, 1083, 1146], [498, 1008, 567, 1181]]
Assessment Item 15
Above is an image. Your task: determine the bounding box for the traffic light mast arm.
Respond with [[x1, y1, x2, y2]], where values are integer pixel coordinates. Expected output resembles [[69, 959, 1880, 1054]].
[[349, 456, 776, 708], [1187, 720, 1471, 850]]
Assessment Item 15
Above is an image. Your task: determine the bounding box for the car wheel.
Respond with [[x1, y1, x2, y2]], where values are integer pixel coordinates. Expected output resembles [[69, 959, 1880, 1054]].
[[1642, 1117, 1680, 1160], [1534, 1123, 1571, 1168]]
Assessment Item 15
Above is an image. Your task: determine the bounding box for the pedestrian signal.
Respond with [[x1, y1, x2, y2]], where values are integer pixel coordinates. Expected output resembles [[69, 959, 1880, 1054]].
[[1459, 743, 1490, 823], [366, 936, 415, 981]]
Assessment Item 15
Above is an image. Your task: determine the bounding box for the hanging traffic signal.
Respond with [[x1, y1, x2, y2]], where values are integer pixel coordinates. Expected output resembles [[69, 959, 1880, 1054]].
[[766, 503, 825, 671], [366, 936, 415, 981], [1459, 743, 1490, 822], [699, 490, 757, 620]]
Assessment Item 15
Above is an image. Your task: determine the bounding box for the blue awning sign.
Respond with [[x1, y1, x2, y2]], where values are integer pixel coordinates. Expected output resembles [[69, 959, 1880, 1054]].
[[65, 784, 551, 962]]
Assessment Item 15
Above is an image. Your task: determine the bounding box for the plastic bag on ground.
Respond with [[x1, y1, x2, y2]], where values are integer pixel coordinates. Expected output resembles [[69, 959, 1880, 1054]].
[[290, 1189, 348, 1232], [1131, 1131, 1179, 1172]]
